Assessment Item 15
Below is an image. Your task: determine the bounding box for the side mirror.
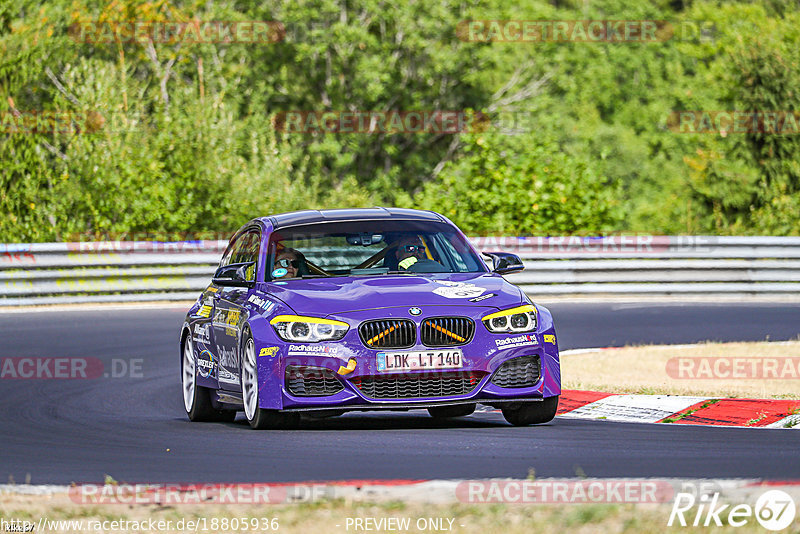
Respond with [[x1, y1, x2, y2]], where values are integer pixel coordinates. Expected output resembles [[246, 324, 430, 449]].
[[483, 252, 524, 275], [212, 262, 256, 288]]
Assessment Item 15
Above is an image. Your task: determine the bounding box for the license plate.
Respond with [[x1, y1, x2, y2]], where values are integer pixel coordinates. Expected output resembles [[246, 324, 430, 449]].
[[377, 350, 463, 372]]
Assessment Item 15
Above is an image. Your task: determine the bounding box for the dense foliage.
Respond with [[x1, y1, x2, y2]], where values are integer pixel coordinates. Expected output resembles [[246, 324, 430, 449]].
[[1, 0, 799, 241]]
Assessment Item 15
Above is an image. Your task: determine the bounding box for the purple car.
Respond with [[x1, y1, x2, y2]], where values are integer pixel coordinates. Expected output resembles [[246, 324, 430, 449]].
[[181, 208, 561, 428]]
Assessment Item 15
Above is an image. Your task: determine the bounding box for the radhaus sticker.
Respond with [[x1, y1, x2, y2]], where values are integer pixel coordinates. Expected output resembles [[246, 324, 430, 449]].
[[433, 280, 486, 299], [495, 334, 538, 349], [287, 345, 339, 356]]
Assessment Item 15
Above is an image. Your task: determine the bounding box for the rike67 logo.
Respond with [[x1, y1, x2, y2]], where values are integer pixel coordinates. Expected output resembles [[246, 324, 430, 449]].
[[669, 489, 796, 531]]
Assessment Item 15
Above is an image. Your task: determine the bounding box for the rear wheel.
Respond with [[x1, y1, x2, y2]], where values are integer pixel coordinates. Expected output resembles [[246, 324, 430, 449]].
[[241, 331, 299, 430], [428, 403, 476, 419], [501, 396, 559, 426], [182, 336, 235, 422]]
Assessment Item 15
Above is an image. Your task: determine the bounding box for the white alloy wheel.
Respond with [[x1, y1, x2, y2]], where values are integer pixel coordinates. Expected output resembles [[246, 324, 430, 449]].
[[242, 337, 259, 421], [182, 337, 196, 412]]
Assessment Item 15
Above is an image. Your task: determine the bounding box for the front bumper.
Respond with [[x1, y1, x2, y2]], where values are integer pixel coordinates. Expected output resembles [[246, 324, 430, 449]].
[[254, 305, 562, 411]]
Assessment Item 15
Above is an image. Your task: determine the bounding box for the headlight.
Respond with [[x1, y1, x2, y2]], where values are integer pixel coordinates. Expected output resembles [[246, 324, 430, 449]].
[[482, 305, 537, 333], [269, 315, 349, 342]]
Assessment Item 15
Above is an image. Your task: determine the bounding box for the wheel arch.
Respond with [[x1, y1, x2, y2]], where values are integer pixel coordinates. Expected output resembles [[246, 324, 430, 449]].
[[180, 322, 191, 364]]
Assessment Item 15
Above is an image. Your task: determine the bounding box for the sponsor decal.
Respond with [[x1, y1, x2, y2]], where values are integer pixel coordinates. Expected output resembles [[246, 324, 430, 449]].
[[218, 369, 237, 383], [192, 324, 210, 344], [197, 350, 216, 379], [216, 346, 237, 368], [259, 346, 279, 358], [213, 309, 241, 336], [495, 334, 538, 349], [432, 280, 486, 299], [248, 294, 275, 313], [206, 286, 218, 293], [196, 304, 212, 318], [287, 345, 339, 356], [469, 292, 495, 302], [543, 334, 556, 344]]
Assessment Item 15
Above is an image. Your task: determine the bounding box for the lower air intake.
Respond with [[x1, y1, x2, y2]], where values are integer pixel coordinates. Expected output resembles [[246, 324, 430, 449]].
[[285, 366, 344, 397], [352, 371, 484, 399], [490, 356, 541, 388]]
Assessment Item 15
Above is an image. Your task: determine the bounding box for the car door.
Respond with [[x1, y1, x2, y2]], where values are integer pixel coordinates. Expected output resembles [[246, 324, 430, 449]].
[[212, 229, 261, 390]]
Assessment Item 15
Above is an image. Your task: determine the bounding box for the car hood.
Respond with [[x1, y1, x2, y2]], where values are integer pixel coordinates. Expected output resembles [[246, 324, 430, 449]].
[[263, 273, 525, 316]]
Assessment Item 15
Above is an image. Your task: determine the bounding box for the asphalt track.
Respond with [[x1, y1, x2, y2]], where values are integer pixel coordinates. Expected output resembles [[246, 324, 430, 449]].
[[1, 302, 799, 485]]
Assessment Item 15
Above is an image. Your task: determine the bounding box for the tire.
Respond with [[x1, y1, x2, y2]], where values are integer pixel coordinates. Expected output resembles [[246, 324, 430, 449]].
[[182, 336, 236, 422], [241, 330, 299, 430], [501, 396, 559, 426], [428, 403, 476, 419]]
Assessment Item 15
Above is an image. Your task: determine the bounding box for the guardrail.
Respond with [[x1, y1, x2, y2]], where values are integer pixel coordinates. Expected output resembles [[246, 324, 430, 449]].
[[1, 236, 799, 305]]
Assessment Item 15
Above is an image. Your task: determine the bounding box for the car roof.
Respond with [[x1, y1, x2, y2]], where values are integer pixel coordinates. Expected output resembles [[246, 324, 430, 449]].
[[260, 207, 445, 229]]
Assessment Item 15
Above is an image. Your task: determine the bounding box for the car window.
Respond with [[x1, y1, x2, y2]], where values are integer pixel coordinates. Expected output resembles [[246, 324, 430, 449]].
[[220, 229, 261, 280], [269, 220, 486, 276]]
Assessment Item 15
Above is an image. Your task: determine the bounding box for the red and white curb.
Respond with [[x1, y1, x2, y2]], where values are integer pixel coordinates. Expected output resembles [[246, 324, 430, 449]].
[[558, 390, 800, 428], [558, 344, 799, 428]]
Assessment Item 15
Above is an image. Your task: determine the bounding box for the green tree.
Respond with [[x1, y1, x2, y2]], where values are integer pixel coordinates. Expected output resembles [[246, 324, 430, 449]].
[[412, 131, 622, 235]]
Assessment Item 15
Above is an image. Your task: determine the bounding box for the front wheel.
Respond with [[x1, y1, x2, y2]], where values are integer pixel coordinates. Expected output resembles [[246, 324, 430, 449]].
[[501, 396, 559, 426], [182, 336, 235, 422], [241, 331, 299, 430]]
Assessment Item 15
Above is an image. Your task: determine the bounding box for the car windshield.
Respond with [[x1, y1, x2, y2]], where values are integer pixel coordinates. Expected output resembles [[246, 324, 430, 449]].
[[267, 220, 486, 279]]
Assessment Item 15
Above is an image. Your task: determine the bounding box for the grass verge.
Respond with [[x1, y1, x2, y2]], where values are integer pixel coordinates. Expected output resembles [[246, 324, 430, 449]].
[[561, 341, 800, 399], [0, 493, 781, 534]]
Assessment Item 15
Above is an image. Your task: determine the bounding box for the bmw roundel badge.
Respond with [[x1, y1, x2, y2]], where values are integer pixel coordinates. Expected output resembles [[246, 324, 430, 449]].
[[409, 307, 422, 316]]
